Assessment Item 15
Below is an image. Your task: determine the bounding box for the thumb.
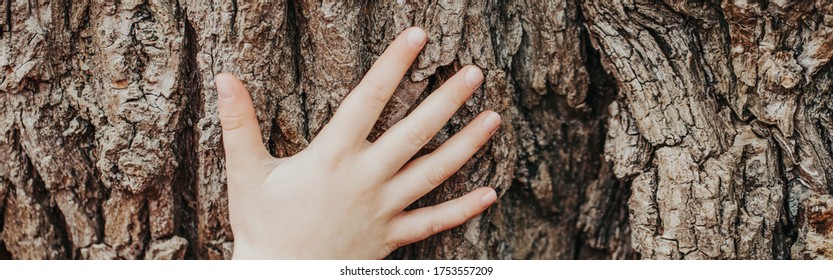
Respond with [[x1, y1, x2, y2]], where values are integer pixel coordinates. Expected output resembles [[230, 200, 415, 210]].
[[215, 73, 271, 169]]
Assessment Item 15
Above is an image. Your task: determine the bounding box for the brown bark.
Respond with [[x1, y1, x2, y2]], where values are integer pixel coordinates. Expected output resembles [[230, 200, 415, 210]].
[[1, 0, 831, 260], [585, 0, 833, 259]]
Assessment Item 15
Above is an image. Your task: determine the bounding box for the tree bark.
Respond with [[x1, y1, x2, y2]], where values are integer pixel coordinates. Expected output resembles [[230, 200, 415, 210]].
[[0, 0, 830, 260], [585, 0, 833, 259]]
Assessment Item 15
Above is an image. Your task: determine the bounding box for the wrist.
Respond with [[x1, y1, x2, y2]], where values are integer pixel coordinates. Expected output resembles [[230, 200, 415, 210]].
[[231, 238, 300, 260], [231, 238, 268, 260]]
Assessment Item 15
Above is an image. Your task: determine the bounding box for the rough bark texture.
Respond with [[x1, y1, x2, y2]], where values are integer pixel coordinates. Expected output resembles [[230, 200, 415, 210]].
[[586, 0, 833, 259], [1, 0, 831, 260]]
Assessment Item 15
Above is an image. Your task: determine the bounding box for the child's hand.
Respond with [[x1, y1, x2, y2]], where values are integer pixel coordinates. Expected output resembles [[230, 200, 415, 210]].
[[215, 27, 500, 259]]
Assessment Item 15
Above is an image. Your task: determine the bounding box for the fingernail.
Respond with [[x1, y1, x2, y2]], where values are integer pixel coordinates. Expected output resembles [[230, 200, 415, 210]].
[[480, 189, 497, 207], [482, 111, 501, 133], [216, 77, 233, 99], [407, 27, 427, 47], [465, 67, 484, 89]]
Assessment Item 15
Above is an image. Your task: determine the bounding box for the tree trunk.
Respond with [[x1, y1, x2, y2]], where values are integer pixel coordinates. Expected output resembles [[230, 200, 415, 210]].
[[0, 0, 830, 260]]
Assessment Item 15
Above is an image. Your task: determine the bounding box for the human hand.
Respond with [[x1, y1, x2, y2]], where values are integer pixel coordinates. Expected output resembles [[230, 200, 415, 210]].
[[216, 27, 501, 259]]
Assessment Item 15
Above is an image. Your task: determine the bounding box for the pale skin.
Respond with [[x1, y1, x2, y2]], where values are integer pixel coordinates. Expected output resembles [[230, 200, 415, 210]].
[[216, 27, 501, 259]]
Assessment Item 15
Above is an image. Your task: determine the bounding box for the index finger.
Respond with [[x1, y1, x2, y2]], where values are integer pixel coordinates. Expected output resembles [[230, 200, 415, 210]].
[[318, 27, 427, 148]]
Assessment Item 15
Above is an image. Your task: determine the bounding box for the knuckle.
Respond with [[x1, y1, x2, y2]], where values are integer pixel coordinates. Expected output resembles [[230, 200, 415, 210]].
[[312, 144, 350, 170], [383, 239, 400, 255], [392, 55, 411, 71], [359, 83, 389, 108], [406, 122, 431, 147], [384, 229, 407, 252], [429, 219, 444, 236], [448, 91, 468, 108], [220, 114, 250, 131], [467, 135, 486, 151], [460, 203, 474, 221], [426, 165, 450, 186], [377, 194, 400, 214]]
